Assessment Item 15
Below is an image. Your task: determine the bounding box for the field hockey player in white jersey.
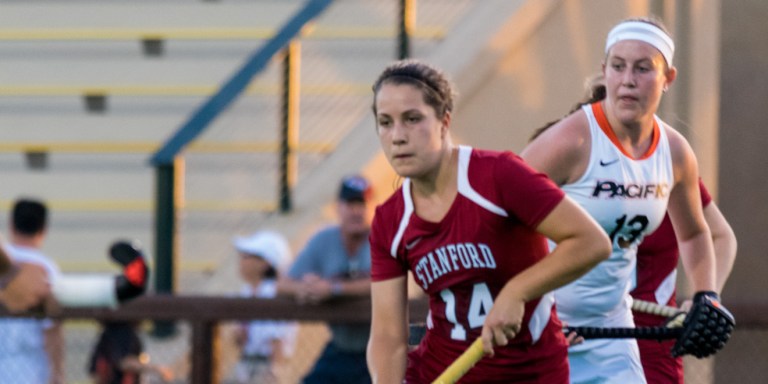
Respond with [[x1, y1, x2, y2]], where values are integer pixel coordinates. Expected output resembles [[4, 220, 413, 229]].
[[521, 17, 734, 384]]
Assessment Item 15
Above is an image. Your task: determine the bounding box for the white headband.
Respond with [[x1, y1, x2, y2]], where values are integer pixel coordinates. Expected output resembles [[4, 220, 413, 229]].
[[605, 21, 675, 66]]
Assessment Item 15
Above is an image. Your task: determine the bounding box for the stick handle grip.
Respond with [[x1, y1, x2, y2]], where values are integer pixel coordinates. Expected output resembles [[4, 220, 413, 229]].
[[565, 326, 682, 340]]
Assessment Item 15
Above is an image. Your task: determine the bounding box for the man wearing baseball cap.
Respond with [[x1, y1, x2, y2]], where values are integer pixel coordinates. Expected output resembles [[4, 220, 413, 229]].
[[278, 174, 373, 384]]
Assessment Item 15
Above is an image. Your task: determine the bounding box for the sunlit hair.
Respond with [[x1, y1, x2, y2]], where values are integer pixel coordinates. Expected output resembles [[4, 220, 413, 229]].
[[371, 59, 456, 119], [618, 16, 673, 41], [529, 74, 606, 142]]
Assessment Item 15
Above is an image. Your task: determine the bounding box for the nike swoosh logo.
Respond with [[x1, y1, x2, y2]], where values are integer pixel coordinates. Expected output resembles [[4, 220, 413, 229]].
[[405, 238, 422, 250], [599, 159, 620, 166]]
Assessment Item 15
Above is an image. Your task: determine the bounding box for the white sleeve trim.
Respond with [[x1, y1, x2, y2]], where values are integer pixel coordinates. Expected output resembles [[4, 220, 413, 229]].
[[390, 179, 414, 258], [456, 146, 507, 218], [528, 291, 555, 344]]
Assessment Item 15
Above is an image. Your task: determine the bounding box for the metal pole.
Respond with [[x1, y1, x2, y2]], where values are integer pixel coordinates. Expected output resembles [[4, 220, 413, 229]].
[[190, 321, 219, 384], [279, 40, 301, 213], [152, 157, 182, 337], [398, 0, 416, 59]]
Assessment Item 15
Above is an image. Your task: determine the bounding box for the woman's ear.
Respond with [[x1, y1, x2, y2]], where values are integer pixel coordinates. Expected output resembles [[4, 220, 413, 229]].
[[441, 111, 452, 139], [664, 66, 678, 91]]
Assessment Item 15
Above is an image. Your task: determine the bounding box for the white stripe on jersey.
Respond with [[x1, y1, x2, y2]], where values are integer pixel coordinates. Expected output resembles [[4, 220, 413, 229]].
[[389, 146, 507, 258], [390, 179, 415, 258], [655, 269, 677, 305], [528, 291, 555, 344], [457, 145, 508, 218]]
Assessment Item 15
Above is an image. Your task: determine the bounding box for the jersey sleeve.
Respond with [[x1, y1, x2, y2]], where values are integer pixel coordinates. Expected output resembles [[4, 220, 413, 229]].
[[495, 151, 565, 228], [369, 204, 408, 282], [698, 178, 713, 207]]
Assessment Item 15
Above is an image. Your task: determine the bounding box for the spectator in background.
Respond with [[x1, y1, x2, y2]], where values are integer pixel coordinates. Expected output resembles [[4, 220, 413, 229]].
[[278, 175, 373, 384], [0, 253, 51, 314], [88, 321, 174, 384], [231, 230, 297, 384], [0, 198, 63, 384]]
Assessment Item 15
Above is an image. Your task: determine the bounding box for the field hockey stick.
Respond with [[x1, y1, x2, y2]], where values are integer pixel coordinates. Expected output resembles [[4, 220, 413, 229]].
[[632, 299, 684, 318], [431, 338, 484, 384], [564, 325, 683, 340], [565, 300, 686, 340]]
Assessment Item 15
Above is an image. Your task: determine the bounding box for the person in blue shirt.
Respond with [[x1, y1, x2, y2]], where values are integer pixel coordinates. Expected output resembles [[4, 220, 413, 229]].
[[278, 175, 373, 384]]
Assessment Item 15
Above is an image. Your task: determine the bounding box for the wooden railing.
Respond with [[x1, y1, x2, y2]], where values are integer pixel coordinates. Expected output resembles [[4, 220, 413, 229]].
[[4, 296, 766, 384], [2, 296, 431, 384]]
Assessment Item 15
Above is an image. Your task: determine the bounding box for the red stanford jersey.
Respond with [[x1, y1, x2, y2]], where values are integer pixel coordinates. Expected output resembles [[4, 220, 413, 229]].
[[371, 146, 569, 383], [631, 179, 711, 384]]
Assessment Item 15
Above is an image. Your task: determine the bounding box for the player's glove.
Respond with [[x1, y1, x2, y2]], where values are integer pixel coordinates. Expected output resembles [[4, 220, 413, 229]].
[[671, 291, 735, 358], [110, 241, 149, 302]]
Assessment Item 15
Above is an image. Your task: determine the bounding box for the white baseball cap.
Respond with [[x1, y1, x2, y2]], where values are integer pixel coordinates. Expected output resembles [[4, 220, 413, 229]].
[[233, 230, 291, 271]]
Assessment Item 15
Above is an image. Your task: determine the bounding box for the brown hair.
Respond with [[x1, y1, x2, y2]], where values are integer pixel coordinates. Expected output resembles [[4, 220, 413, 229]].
[[371, 59, 456, 119], [621, 16, 672, 38]]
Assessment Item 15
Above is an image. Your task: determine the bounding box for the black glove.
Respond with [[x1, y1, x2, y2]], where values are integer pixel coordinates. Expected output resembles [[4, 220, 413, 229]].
[[671, 291, 735, 358], [109, 241, 149, 302]]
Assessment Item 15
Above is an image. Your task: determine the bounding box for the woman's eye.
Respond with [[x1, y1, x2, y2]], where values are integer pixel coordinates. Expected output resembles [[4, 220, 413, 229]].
[[406, 115, 422, 123]]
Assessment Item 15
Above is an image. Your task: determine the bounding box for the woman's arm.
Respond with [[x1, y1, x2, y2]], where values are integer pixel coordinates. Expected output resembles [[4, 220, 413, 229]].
[[119, 354, 174, 383], [521, 112, 591, 186], [482, 197, 611, 353], [367, 276, 408, 384], [0, 262, 51, 313], [666, 129, 717, 293], [703, 202, 737, 293], [44, 321, 64, 384]]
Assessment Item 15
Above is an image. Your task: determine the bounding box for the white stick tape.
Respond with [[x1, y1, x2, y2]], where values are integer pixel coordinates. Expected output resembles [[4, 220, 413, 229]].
[[631, 298, 681, 318], [53, 274, 118, 308]]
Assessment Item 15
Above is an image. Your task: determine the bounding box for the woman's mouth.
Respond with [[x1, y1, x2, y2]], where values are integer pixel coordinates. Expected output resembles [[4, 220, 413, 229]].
[[618, 95, 638, 102]]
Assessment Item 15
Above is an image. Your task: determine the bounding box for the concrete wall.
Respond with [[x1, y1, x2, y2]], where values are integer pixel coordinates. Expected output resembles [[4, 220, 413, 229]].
[[451, 0, 651, 152], [717, 0, 768, 382], [449, 0, 721, 181]]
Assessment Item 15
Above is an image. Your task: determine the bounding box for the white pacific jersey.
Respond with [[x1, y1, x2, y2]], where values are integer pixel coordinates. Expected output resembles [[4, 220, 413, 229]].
[[555, 102, 674, 329]]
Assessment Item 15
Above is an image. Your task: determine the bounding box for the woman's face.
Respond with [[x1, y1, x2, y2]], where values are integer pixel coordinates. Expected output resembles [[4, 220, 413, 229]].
[[603, 40, 675, 126], [374, 83, 448, 179], [239, 253, 270, 281]]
